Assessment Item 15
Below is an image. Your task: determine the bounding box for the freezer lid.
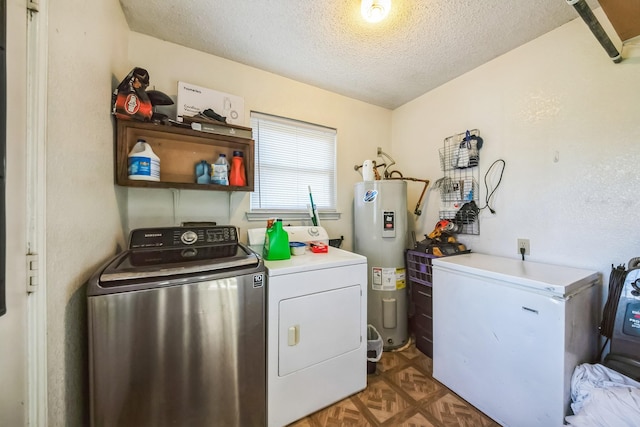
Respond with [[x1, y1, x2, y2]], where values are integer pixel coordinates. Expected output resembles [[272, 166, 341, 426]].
[[431, 252, 599, 296]]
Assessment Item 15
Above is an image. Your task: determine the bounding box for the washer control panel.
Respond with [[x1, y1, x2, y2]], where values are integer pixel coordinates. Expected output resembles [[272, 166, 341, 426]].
[[129, 226, 238, 249]]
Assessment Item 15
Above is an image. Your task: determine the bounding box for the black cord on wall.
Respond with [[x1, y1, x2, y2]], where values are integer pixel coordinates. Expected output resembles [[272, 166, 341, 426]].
[[597, 264, 628, 360], [480, 159, 505, 214]]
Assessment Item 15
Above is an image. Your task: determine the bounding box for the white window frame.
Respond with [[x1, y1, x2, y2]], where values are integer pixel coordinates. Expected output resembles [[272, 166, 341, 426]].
[[247, 111, 340, 222]]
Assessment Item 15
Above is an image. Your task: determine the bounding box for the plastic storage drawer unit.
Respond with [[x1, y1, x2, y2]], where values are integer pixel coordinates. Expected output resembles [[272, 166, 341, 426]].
[[406, 250, 437, 357]]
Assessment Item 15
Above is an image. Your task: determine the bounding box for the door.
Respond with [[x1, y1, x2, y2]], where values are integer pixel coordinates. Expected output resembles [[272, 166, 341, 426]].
[[0, 0, 28, 425], [278, 285, 361, 376]]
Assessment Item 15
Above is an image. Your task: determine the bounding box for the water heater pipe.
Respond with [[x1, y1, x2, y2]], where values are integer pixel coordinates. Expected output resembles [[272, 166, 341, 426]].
[[355, 149, 430, 215], [566, 0, 622, 63], [376, 147, 396, 178], [386, 176, 430, 216]]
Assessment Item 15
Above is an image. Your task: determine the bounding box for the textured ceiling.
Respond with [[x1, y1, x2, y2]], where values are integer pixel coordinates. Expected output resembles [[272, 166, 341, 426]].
[[119, 0, 601, 110]]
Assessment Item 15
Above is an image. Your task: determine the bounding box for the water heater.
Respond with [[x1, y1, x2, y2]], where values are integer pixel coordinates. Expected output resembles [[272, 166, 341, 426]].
[[354, 180, 408, 350]]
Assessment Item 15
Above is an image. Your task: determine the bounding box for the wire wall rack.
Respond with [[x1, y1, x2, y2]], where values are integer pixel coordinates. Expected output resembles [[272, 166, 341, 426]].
[[437, 129, 481, 235]]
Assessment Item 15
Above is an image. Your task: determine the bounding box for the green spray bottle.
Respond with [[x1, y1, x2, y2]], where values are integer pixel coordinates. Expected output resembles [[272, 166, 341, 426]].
[[263, 219, 291, 260]]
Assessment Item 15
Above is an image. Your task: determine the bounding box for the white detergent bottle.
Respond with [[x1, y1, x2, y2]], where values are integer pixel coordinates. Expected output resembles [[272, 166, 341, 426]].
[[211, 154, 229, 185], [128, 139, 160, 181], [362, 160, 375, 181]]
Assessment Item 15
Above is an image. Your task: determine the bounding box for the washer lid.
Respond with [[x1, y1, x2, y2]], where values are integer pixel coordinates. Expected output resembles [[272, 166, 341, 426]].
[[99, 243, 260, 284]]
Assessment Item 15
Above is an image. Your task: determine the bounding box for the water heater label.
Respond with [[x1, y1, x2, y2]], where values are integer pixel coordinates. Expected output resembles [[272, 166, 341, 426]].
[[382, 211, 395, 237], [396, 268, 406, 289], [363, 190, 378, 202], [371, 267, 406, 291], [383, 211, 395, 230]]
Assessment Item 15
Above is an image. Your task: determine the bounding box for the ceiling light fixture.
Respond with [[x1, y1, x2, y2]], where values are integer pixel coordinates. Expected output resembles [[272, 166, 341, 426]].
[[361, 0, 391, 23]]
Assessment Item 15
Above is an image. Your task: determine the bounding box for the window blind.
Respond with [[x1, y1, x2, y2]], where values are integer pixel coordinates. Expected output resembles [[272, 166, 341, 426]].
[[250, 112, 337, 214]]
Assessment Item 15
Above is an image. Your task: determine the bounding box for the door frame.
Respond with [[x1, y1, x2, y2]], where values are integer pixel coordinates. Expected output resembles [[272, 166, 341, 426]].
[[26, 0, 48, 424]]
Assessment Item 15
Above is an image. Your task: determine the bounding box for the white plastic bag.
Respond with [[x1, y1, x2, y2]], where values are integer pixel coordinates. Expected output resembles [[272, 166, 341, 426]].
[[565, 363, 640, 426], [451, 139, 479, 169], [450, 130, 481, 169], [367, 324, 383, 362]]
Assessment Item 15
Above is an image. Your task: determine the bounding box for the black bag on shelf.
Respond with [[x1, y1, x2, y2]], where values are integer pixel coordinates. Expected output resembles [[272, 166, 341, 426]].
[[451, 131, 483, 169], [453, 201, 479, 225]]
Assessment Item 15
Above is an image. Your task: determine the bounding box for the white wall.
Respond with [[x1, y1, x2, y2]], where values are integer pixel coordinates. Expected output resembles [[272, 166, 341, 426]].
[[124, 32, 392, 249], [393, 10, 640, 283], [46, 0, 130, 425]]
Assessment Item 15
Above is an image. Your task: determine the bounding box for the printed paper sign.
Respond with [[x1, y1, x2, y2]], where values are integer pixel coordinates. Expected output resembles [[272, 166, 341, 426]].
[[372, 267, 405, 291], [372, 267, 383, 290]]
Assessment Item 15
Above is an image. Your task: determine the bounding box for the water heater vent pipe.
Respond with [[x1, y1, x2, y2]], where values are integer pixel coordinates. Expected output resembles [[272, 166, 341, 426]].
[[354, 149, 430, 215], [376, 148, 430, 216]]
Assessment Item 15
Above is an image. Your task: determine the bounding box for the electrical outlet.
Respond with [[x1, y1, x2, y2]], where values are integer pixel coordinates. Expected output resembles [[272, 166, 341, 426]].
[[517, 238, 530, 255]]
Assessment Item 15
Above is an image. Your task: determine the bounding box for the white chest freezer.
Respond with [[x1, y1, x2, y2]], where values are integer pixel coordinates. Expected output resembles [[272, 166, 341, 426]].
[[432, 253, 600, 427]]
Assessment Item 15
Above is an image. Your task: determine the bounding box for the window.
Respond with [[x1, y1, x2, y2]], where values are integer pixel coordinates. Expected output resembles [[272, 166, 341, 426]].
[[249, 112, 338, 221]]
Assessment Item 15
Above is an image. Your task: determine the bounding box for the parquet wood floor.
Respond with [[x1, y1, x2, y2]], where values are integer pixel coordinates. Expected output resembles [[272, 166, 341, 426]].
[[289, 342, 500, 427]]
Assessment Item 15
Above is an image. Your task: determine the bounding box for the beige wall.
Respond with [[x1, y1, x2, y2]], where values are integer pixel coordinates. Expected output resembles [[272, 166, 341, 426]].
[[124, 32, 392, 249], [46, 0, 130, 425], [43, 11, 390, 425], [392, 9, 640, 281]]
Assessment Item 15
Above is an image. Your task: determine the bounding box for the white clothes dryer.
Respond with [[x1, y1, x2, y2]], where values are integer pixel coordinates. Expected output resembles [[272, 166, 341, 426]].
[[248, 226, 367, 427]]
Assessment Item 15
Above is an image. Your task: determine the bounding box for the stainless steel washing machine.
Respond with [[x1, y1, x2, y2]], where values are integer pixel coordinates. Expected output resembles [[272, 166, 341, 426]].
[[87, 225, 266, 427]]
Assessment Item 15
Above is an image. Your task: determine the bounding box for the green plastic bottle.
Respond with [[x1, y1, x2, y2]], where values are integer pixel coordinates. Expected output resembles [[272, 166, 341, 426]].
[[263, 219, 291, 260]]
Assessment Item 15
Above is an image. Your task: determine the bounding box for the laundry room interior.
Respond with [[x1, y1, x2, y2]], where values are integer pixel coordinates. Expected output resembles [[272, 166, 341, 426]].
[[2, 0, 640, 426]]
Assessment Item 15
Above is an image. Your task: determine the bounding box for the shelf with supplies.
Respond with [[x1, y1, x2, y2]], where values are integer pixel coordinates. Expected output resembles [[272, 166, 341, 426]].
[[115, 119, 254, 191], [436, 129, 482, 235]]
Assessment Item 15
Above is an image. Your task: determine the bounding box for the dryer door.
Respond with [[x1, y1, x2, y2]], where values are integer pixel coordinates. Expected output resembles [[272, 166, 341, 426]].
[[278, 284, 361, 376]]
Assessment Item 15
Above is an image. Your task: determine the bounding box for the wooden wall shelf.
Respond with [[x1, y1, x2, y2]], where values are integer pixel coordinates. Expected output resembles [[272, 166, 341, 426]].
[[116, 120, 254, 191]]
